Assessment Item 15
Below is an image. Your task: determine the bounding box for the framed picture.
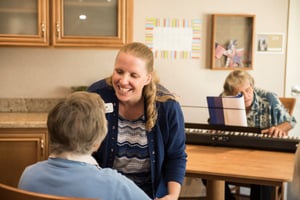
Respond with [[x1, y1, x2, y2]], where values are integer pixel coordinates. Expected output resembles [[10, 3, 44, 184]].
[[257, 33, 284, 54], [211, 14, 256, 70]]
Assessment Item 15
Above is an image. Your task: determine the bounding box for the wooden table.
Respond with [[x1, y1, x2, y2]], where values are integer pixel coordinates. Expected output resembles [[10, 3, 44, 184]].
[[185, 145, 296, 200]]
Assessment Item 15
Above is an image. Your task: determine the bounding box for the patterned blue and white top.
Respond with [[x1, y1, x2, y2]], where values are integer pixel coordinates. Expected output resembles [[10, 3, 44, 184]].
[[113, 115, 152, 197], [247, 88, 296, 128]]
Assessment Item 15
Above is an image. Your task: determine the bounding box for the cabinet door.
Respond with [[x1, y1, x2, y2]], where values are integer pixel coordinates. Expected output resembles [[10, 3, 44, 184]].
[[0, 0, 49, 46], [52, 0, 133, 48], [0, 128, 48, 187]]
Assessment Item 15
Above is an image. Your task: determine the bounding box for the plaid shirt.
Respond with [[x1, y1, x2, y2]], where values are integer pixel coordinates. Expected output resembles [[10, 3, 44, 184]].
[[247, 88, 296, 128]]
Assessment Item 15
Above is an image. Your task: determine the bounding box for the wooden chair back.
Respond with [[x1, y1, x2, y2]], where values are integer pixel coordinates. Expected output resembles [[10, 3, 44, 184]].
[[279, 97, 296, 115], [0, 183, 98, 200]]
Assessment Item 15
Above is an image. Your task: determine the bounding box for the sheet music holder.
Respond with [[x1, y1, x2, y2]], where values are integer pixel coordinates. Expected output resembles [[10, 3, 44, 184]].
[[206, 93, 247, 127]]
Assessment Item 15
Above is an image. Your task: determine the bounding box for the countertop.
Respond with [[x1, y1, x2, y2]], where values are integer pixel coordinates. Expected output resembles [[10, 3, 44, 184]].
[[0, 113, 48, 128]]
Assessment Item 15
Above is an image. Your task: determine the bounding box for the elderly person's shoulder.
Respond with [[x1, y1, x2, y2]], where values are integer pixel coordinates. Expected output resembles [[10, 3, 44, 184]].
[[254, 88, 283, 108], [255, 88, 278, 98]]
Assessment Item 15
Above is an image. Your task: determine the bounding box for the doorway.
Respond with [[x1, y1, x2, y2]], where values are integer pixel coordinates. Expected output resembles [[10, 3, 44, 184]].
[[285, 0, 300, 138]]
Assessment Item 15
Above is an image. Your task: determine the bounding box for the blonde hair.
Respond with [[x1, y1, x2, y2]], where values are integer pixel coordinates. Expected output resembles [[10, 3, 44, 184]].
[[47, 91, 107, 154], [107, 42, 177, 131], [223, 69, 255, 96]]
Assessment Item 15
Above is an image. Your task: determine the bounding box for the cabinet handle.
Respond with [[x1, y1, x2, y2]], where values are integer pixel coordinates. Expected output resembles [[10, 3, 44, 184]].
[[56, 23, 61, 39], [41, 23, 46, 42], [40, 139, 44, 157]]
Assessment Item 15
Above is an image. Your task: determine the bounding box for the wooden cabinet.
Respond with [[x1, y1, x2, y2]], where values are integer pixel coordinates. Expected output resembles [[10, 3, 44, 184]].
[[52, 0, 133, 48], [0, 0, 49, 46], [0, 128, 48, 187], [0, 0, 133, 48]]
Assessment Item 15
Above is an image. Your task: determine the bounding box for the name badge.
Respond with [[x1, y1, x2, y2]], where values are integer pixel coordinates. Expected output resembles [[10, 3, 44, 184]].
[[105, 103, 114, 113]]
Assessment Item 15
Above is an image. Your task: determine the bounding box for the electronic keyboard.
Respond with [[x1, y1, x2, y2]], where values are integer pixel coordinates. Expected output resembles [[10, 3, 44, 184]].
[[185, 123, 300, 153]]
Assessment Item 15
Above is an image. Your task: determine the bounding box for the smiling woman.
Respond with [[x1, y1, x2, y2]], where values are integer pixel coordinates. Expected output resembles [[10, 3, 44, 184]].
[[88, 42, 187, 200]]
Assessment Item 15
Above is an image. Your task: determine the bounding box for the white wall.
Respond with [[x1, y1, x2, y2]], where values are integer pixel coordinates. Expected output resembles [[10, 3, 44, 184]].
[[0, 48, 117, 97], [285, 0, 300, 139], [0, 0, 289, 122], [286, 4, 300, 199]]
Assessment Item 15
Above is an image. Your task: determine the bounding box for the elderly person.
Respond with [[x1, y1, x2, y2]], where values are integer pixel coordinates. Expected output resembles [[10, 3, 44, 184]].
[[18, 91, 151, 200], [222, 69, 296, 137], [222, 69, 296, 200]]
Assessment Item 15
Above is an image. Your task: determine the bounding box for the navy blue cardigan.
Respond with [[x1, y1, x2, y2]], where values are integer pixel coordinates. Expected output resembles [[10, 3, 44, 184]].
[[88, 79, 187, 198]]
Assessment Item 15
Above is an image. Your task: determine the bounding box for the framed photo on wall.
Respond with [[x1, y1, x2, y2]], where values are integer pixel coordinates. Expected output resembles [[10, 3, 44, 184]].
[[211, 14, 256, 70], [257, 33, 284, 54]]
